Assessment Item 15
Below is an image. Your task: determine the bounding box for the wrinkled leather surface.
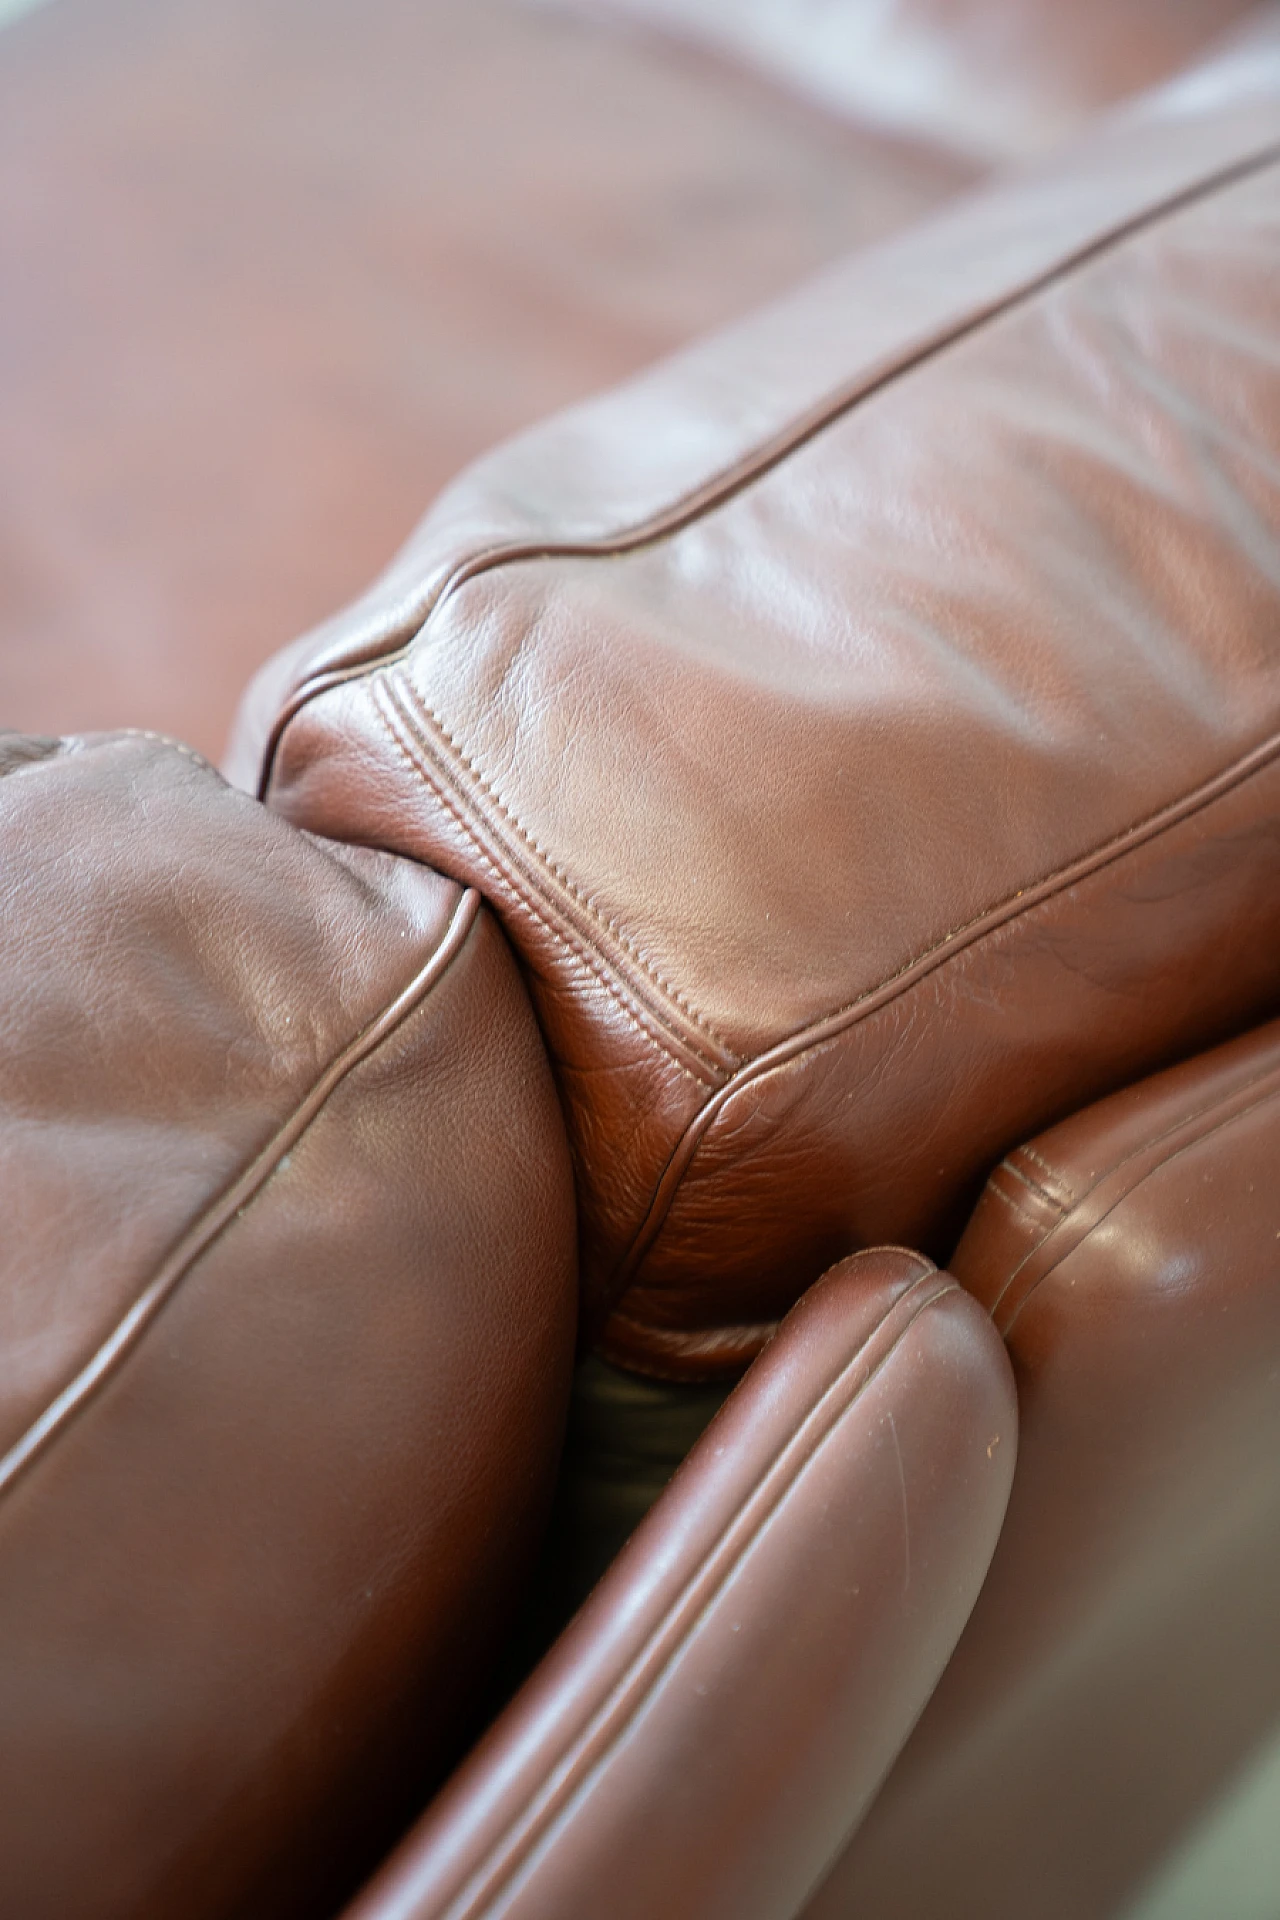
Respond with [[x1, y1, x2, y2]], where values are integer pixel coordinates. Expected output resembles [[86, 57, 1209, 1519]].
[[342, 1250, 1016, 1920], [0, 0, 970, 762], [245, 19, 1280, 1376], [0, 732, 577, 1920], [807, 1017, 1280, 1919]]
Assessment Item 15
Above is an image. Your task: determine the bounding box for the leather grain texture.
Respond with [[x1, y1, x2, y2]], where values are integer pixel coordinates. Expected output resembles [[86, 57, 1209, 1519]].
[[245, 18, 1280, 1376], [341, 1249, 1016, 1920], [0, 732, 578, 1920], [806, 1017, 1280, 1919]]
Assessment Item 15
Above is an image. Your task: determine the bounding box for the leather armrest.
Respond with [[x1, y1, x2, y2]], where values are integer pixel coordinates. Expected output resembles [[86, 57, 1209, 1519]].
[[344, 1248, 1016, 1920]]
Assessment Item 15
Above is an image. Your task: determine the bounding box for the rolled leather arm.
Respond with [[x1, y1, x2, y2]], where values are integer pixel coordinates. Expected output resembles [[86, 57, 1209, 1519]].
[[344, 1248, 1017, 1920]]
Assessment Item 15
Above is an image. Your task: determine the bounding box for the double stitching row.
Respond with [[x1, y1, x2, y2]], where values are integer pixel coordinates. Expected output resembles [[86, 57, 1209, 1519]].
[[375, 680, 718, 1091], [388, 675, 736, 1059], [998, 1153, 1072, 1212]]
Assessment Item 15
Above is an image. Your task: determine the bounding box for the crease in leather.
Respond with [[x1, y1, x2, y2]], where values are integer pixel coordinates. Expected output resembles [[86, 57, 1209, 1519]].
[[600, 1240, 949, 1380], [379, 677, 737, 1063], [604, 722, 1280, 1304], [375, 677, 727, 1085], [0, 885, 482, 1501], [258, 137, 1280, 801], [596, 1312, 786, 1383], [424, 1260, 946, 1920], [988, 1058, 1280, 1333]]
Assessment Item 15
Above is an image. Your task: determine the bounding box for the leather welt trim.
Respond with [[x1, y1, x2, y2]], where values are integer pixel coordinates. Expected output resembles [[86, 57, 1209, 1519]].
[[613, 726, 1280, 1299], [258, 138, 1280, 798], [421, 1259, 945, 1920], [992, 1061, 1280, 1335], [0, 887, 482, 1502]]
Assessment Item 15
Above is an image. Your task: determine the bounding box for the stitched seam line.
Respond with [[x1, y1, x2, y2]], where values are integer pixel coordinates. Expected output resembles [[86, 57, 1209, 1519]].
[[111, 727, 217, 774], [263, 144, 1280, 1065], [377, 684, 713, 1087], [0, 888, 482, 1501], [985, 1179, 1056, 1235], [1017, 1143, 1065, 1185], [393, 691, 1280, 1150], [997, 1159, 1059, 1205], [258, 137, 1280, 806], [608, 726, 1280, 1297], [999, 1067, 1280, 1333], [390, 677, 737, 1057], [435, 1263, 946, 1920], [762, 736, 1280, 1038], [1010, 1145, 1075, 1207], [375, 680, 717, 1089]]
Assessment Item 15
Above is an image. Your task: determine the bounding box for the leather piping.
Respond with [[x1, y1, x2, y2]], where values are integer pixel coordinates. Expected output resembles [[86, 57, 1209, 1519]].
[[986, 1055, 1280, 1335], [0, 886, 482, 1501], [416, 1257, 946, 1920], [257, 140, 1280, 803]]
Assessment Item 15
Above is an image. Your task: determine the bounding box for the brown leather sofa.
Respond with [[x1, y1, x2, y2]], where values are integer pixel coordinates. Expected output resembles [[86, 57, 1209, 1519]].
[[2, 4, 1279, 1918]]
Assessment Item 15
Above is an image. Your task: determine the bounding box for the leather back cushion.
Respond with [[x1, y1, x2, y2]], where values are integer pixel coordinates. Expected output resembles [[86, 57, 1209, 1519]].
[[241, 18, 1280, 1377], [0, 732, 576, 1920]]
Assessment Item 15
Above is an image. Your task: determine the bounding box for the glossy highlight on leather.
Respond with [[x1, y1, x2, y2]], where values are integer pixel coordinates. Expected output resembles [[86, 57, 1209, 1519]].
[[244, 18, 1280, 1375]]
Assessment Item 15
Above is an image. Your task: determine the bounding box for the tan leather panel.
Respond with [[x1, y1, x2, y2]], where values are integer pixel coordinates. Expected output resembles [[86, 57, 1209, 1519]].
[[341, 1251, 1016, 1920], [259, 23, 1280, 1372], [0, 734, 578, 1919], [807, 1018, 1280, 1919]]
